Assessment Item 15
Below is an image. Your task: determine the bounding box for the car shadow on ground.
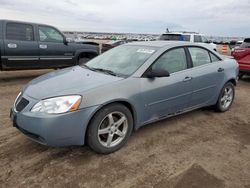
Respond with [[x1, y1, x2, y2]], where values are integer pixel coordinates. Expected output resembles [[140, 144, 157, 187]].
[[22, 108, 205, 158], [241, 76, 250, 82]]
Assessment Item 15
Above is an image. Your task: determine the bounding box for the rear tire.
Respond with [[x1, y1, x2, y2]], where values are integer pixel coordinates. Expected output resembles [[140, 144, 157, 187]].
[[87, 103, 133, 154], [215, 82, 235, 112]]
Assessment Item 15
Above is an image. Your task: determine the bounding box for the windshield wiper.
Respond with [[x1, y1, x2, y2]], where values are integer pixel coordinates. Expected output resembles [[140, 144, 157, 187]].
[[91, 68, 118, 76], [81, 65, 120, 77], [81, 64, 94, 71]]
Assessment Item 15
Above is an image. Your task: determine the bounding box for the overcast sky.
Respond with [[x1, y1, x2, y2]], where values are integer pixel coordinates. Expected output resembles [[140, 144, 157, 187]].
[[0, 0, 249, 36]]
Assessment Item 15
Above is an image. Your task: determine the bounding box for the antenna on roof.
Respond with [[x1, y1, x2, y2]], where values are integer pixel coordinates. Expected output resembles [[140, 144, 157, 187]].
[[166, 28, 169, 33]]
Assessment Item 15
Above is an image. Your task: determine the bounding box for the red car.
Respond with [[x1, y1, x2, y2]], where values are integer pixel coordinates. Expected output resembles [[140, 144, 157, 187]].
[[232, 38, 250, 78]]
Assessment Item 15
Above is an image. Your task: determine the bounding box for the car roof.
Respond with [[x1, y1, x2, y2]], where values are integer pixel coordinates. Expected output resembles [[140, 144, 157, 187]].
[[161, 32, 203, 35], [0, 19, 55, 28], [126, 41, 199, 48]]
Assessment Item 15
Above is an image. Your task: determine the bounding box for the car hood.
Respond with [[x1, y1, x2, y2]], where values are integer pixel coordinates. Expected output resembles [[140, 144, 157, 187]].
[[24, 66, 124, 99]]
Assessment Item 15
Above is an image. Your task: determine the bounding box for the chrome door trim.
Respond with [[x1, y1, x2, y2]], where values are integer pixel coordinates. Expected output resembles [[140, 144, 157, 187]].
[[2, 56, 39, 61], [8, 58, 39, 61], [39, 57, 73, 60]]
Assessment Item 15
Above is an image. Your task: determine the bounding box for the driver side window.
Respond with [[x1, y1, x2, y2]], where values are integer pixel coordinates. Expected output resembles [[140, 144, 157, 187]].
[[152, 48, 187, 74], [38, 26, 64, 43]]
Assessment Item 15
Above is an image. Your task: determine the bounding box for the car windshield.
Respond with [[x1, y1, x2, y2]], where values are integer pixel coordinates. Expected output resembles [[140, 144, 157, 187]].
[[159, 34, 190, 41], [85, 45, 157, 76]]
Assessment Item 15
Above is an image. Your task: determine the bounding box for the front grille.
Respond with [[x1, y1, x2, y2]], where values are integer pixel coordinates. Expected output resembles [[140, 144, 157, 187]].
[[15, 97, 29, 112]]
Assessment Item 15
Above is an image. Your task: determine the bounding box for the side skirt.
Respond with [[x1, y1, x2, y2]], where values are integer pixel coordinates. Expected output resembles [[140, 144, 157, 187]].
[[136, 103, 211, 130]]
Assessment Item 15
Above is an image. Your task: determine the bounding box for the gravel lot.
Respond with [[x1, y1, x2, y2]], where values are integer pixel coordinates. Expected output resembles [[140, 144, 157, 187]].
[[0, 70, 250, 188]]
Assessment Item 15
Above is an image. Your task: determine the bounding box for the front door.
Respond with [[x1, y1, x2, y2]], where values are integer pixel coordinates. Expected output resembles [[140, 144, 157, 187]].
[[3, 22, 39, 69], [141, 47, 192, 123], [38, 25, 74, 68]]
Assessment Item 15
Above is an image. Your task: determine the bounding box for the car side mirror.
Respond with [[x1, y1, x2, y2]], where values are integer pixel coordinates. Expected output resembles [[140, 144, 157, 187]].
[[63, 37, 69, 45], [146, 69, 170, 78]]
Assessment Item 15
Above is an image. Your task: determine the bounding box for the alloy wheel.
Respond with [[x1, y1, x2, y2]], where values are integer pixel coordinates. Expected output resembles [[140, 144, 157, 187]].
[[220, 86, 234, 110], [97, 112, 128, 148]]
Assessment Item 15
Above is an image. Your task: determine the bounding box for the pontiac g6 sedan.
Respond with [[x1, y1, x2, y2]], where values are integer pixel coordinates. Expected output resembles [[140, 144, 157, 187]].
[[10, 41, 238, 154]]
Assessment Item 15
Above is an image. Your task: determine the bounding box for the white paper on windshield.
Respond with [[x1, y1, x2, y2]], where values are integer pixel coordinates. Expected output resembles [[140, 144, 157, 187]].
[[136, 49, 155, 54]]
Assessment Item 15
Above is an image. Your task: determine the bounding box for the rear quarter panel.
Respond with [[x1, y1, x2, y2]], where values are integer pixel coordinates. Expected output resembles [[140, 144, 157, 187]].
[[222, 58, 239, 82], [215, 58, 238, 103]]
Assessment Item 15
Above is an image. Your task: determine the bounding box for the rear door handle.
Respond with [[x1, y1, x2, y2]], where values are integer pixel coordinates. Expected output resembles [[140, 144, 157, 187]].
[[218, 68, 224, 72], [183, 76, 192, 82], [39, 44, 47, 49], [7, 43, 17, 48]]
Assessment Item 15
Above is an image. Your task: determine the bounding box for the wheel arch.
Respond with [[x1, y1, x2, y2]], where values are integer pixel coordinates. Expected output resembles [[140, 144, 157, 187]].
[[227, 78, 237, 86], [74, 49, 98, 64]]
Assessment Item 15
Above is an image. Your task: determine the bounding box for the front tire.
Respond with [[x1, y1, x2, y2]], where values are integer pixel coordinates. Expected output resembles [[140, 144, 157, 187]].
[[87, 103, 133, 154], [215, 82, 235, 112]]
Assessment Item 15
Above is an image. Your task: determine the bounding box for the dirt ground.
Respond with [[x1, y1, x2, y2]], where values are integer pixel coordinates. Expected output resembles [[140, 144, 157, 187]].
[[0, 70, 250, 188]]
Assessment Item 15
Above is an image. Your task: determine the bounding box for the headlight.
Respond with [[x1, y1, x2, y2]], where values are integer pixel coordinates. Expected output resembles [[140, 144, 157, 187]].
[[14, 92, 22, 106], [31, 95, 82, 114]]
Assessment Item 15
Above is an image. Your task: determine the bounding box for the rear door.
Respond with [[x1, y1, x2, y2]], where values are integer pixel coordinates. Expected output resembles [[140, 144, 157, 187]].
[[187, 46, 224, 107], [38, 25, 75, 68], [2, 22, 39, 69]]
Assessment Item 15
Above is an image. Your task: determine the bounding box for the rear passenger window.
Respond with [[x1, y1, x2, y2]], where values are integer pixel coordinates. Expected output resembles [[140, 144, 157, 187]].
[[152, 48, 187, 74], [210, 53, 220, 62], [188, 47, 211, 67], [6, 23, 34, 41]]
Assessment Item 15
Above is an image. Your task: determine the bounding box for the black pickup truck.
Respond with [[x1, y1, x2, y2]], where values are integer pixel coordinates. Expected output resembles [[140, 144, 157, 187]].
[[0, 20, 99, 70]]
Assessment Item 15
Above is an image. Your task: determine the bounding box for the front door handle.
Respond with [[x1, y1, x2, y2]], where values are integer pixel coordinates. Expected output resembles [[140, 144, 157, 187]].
[[39, 44, 47, 49], [183, 76, 192, 82], [218, 68, 224, 72], [8, 43, 17, 48]]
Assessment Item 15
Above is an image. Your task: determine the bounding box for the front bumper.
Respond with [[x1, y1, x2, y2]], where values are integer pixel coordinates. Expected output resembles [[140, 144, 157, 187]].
[[10, 95, 99, 146]]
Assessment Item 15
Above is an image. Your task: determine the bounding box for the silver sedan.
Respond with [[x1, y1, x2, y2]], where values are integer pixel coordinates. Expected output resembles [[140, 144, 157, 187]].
[[10, 41, 238, 154]]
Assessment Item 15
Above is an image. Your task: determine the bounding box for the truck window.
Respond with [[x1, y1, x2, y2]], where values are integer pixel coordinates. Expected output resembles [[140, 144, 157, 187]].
[[182, 35, 191, 41], [194, 35, 202, 43], [159, 34, 190, 41], [39, 26, 64, 43], [201, 36, 209, 43], [6, 23, 34, 41], [240, 38, 250, 48]]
